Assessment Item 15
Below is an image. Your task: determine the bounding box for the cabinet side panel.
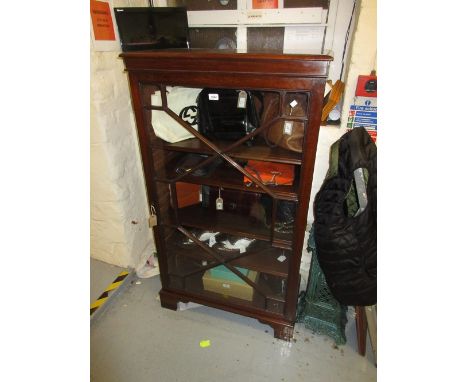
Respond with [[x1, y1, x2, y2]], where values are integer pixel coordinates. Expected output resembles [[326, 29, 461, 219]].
[[127, 73, 172, 285], [284, 79, 327, 322]]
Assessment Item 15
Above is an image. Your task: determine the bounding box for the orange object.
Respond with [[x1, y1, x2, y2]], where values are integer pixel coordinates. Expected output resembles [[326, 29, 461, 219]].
[[176, 182, 200, 208], [90, 0, 116, 41], [322, 80, 345, 122], [243, 160, 294, 187], [252, 0, 278, 9]]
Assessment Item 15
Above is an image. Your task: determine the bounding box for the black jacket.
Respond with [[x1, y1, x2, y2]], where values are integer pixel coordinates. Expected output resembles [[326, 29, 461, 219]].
[[313, 127, 377, 306]]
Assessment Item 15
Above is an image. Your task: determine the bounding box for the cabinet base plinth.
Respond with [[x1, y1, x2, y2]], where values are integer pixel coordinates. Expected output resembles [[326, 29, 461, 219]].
[[158, 289, 295, 341], [159, 290, 187, 311], [259, 319, 295, 341]]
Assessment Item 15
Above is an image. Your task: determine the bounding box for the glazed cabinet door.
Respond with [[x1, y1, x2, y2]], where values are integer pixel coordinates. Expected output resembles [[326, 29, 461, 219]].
[[134, 82, 316, 318]]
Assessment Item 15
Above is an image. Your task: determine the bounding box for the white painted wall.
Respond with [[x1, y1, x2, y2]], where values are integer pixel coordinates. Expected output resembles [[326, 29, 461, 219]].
[[340, 0, 377, 129], [308, 0, 376, 224], [91, 0, 156, 270], [90, 0, 370, 269], [307, 0, 359, 223], [308, 0, 377, 223], [300, 0, 376, 287], [325, 0, 359, 83], [307, 126, 347, 222]]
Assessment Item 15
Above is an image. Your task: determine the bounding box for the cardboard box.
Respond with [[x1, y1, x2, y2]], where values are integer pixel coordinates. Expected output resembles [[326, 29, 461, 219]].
[[210, 265, 249, 282], [203, 267, 258, 301]]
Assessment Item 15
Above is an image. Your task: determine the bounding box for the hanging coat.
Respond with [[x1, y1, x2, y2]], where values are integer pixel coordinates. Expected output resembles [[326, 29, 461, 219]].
[[313, 127, 377, 306]]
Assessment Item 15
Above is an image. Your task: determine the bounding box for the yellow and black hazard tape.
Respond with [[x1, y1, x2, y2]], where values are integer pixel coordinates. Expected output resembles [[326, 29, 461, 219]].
[[90, 270, 129, 315]]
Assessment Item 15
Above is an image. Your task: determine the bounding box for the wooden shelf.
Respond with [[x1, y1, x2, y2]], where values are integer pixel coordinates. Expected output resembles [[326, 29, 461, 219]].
[[166, 254, 286, 314], [152, 136, 303, 165], [233, 248, 289, 278], [160, 157, 299, 202], [166, 233, 290, 278], [175, 204, 293, 250]]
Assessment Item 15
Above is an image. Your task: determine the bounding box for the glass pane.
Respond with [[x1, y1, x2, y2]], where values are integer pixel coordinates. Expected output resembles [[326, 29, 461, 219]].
[[162, 226, 288, 313], [149, 85, 201, 144], [189, 28, 237, 49], [167, 0, 237, 10], [143, 85, 309, 157], [146, 84, 307, 316], [261, 273, 287, 314], [257, 196, 296, 244], [284, 0, 328, 8], [247, 27, 284, 52], [180, 185, 271, 240]]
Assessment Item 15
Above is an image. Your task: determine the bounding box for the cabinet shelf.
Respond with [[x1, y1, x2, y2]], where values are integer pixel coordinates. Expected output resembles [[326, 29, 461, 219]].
[[159, 157, 299, 202], [175, 204, 293, 250], [166, 254, 286, 315], [152, 136, 303, 166], [166, 236, 290, 278]]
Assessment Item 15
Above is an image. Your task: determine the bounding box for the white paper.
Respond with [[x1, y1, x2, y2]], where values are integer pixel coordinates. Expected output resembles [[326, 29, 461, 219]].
[[198, 231, 219, 248], [221, 238, 254, 254], [283, 26, 325, 54], [209, 236, 217, 248]]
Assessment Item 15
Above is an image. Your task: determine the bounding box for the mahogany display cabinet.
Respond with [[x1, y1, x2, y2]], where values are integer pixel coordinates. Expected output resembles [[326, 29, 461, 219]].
[[120, 49, 332, 341]]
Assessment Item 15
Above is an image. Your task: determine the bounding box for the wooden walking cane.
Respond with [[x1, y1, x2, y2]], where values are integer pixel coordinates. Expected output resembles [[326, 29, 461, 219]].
[[321, 79, 345, 122]]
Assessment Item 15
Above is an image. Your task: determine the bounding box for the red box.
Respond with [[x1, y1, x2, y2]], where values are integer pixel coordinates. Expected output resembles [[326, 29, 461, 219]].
[[355, 75, 377, 98]]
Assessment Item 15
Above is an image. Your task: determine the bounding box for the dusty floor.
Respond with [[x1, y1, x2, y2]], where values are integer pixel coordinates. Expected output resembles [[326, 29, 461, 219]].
[[91, 262, 376, 382]]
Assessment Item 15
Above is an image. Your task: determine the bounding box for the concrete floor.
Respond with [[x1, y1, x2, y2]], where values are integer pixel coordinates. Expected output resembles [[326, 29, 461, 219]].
[[91, 267, 376, 382], [90, 259, 125, 303]]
